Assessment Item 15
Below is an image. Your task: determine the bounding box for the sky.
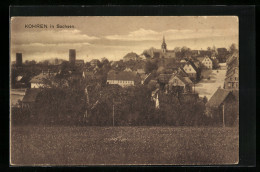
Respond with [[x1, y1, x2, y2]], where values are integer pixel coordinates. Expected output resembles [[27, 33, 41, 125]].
[[10, 16, 238, 62]]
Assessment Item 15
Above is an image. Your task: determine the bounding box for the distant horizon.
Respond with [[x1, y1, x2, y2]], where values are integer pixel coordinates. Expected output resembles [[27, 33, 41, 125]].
[[11, 16, 238, 62]]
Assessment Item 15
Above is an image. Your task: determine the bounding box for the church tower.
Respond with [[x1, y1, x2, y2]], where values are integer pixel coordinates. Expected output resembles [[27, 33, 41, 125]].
[[161, 36, 167, 53]]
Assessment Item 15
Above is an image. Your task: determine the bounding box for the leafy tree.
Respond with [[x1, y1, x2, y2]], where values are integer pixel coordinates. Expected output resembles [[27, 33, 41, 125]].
[[229, 43, 238, 54], [145, 60, 158, 73], [212, 59, 220, 69]]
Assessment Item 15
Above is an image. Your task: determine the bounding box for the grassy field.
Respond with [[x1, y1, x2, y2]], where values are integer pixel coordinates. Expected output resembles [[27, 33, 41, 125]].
[[10, 126, 238, 166]]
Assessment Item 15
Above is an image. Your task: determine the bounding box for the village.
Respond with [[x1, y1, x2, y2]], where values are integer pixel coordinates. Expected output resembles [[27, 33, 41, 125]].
[[11, 36, 239, 126]]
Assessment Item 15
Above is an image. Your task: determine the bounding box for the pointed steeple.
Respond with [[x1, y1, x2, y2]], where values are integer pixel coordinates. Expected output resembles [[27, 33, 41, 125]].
[[161, 35, 167, 53]]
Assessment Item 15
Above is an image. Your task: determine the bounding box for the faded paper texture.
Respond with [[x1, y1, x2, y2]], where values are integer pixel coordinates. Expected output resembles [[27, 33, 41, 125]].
[[10, 16, 239, 165]]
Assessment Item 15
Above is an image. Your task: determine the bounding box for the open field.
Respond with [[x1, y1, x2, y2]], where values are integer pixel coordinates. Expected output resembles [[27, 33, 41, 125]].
[[194, 69, 226, 99], [10, 126, 238, 165]]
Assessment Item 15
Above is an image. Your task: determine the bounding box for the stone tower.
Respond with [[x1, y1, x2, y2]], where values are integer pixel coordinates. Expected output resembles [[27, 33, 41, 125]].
[[69, 49, 76, 65], [16, 53, 22, 66]]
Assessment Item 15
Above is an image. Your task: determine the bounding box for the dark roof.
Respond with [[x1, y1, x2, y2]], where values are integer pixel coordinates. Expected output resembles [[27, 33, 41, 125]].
[[158, 74, 173, 83], [107, 70, 138, 81], [197, 57, 205, 62], [30, 73, 53, 83], [170, 75, 192, 85], [187, 61, 198, 72], [183, 77, 193, 84], [206, 88, 231, 108], [22, 89, 41, 103]]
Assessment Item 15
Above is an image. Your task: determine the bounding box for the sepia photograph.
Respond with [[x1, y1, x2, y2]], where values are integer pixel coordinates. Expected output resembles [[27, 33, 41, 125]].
[[10, 16, 239, 165]]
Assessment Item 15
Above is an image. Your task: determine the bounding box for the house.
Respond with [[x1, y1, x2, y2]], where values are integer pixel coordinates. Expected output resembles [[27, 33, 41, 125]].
[[205, 88, 238, 125], [182, 62, 198, 80], [177, 67, 189, 77], [107, 70, 140, 87], [197, 56, 213, 69], [124, 67, 132, 72], [30, 72, 54, 88], [123, 52, 140, 62], [224, 52, 239, 90], [22, 88, 41, 108], [168, 74, 193, 93]]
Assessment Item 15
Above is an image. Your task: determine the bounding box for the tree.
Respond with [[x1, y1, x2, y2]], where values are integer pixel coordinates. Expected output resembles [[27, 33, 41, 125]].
[[180, 46, 191, 59], [145, 60, 158, 73], [229, 43, 238, 54], [101, 57, 109, 65], [212, 59, 220, 69], [174, 47, 181, 52]]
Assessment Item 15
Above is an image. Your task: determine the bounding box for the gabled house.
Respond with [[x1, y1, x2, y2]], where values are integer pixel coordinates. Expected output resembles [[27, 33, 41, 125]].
[[30, 72, 55, 88], [205, 88, 238, 125], [197, 56, 213, 69], [224, 52, 239, 90], [168, 74, 193, 93], [182, 62, 198, 80], [124, 67, 132, 72]]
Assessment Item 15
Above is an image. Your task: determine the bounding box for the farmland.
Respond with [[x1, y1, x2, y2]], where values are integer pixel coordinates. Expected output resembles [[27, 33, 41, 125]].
[[10, 126, 238, 165]]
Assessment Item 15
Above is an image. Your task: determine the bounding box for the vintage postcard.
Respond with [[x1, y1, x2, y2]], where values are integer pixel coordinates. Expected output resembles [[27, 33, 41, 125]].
[[10, 16, 239, 165]]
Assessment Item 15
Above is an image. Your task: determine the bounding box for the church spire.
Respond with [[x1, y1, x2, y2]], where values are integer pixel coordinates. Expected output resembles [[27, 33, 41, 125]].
[[161, 35, 167, 53]]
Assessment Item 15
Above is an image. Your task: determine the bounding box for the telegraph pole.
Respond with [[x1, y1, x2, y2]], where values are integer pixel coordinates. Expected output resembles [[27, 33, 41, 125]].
[[193, 82, 195, 93], [222, 104, 225, 127], [112, 98, 115, 126]]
